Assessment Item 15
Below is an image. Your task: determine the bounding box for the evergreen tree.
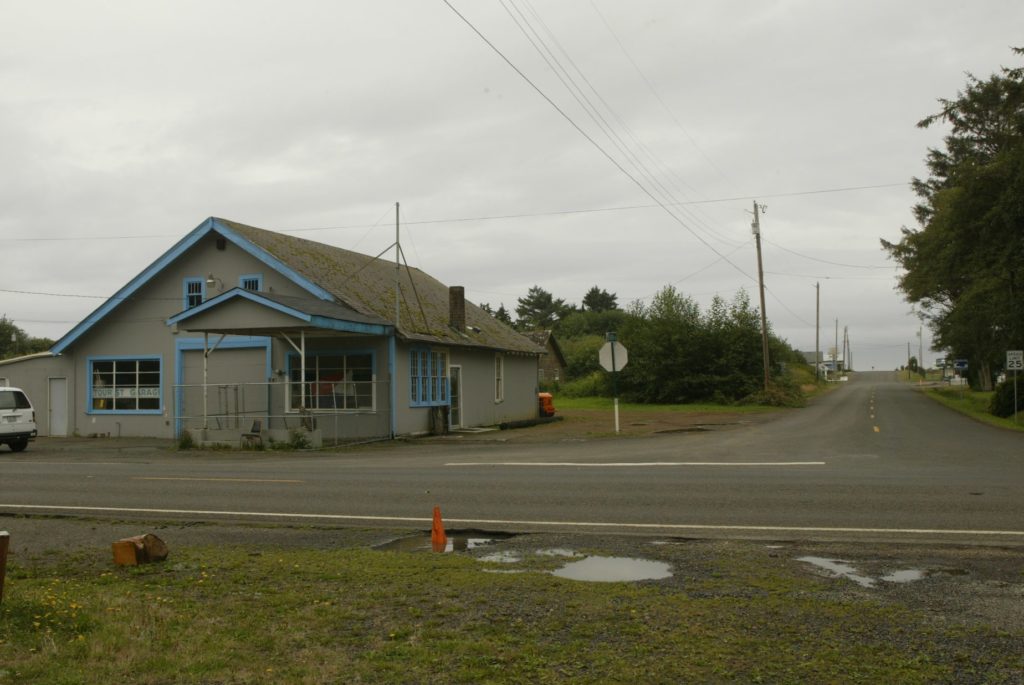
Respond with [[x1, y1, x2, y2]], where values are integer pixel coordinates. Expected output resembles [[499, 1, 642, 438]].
[[882, 48, 1024, 389], [514, 286, 573, 330], [494, 304, 513, 326], [581, 286, 618, 312]]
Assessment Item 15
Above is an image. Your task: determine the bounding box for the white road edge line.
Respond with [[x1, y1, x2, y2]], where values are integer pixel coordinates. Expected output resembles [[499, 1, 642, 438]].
[[2, 504, 1022, 538], [444, 461, 826, 467]]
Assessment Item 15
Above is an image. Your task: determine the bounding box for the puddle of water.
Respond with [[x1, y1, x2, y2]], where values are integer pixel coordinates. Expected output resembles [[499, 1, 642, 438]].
[[534, 548, 582, 558], [797, 557, 876, 588], [881, 569, 926, 583], [552, 555, 673, 583], [478, 551, 522, 564], [374, 534, 506, 553]]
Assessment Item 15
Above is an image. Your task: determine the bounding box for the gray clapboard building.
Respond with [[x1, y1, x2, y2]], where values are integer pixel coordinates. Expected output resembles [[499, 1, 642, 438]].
[[0, 217, 543, 445]]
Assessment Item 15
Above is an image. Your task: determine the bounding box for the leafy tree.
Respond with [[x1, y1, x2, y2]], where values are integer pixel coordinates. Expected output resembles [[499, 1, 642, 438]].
[[559, 334, 606, 380], [581, 286, 618, 312], [882, 48, 1024, 389], [618, 286, 707, 403], [0, 315, 53, 360], [514, 286, 573, 330], [612, 288, 799, 404], [555, 308, 629, 340]]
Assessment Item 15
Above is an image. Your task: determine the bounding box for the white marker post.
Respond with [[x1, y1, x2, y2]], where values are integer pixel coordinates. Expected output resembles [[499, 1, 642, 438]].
[[599, 333, 629, 434], [1007, 350, 1022, 424]]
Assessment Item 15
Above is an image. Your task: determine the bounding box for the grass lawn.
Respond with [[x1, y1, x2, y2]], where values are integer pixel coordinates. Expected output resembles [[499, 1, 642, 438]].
[[924, 386, 1024, 432], [2, 542, 1020, 684]]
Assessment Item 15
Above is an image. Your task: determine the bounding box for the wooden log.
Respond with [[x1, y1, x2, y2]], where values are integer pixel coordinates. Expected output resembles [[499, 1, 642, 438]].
[[112, 533, 169, 566]]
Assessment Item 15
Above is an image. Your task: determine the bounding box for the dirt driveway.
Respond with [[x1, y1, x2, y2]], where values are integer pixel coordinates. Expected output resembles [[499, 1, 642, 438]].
[[433, 406, 781, 444]]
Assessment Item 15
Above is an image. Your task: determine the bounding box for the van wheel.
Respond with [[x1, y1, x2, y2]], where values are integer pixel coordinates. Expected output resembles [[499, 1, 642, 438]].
[[9, 438, 28, 452]]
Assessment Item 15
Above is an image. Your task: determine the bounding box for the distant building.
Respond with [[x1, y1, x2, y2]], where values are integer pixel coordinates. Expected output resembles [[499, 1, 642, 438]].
[[526, 330, 567, 384]]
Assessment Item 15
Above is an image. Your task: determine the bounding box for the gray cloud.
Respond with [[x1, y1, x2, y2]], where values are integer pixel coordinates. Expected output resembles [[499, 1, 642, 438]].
[[1, 0, 1018, 370]]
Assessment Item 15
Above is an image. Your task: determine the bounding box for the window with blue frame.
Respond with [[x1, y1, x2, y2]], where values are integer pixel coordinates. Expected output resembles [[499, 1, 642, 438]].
[[240, 274, 262, 291], [288, 351, 375, 411], [184, 278, 204, 309], [410, 348, 448, 406], [89, 357, 161, 413]]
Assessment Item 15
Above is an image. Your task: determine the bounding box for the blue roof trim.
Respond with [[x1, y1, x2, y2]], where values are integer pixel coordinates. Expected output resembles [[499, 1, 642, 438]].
[[166, 288, 293, 324], [51, 217, 336, 356], [308, 316, 390, 336], [167, 289, 392, 336], [210, 219, 333, 301], [52, 218, 218, 355]]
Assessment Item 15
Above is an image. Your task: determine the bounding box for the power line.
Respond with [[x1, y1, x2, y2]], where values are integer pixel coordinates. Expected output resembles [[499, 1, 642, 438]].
[[0, 183, 910, 243], [505, 0, 742, 250], [440, 0, 756, 286], [588, 0, 736, 191], [764, 239, 899, 270], [765, 271, 896, 281]]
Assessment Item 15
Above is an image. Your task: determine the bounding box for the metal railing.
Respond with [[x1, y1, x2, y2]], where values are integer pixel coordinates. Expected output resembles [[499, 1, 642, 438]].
[[173, 381, 391, 446]]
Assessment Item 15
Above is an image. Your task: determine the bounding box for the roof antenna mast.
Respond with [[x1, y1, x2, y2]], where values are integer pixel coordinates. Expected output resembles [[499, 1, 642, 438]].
[[395, 201, 400, 327]]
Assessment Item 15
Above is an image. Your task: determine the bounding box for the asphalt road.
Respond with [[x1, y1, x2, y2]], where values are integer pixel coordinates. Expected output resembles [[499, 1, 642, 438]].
[[2, 372, 1023, 545]]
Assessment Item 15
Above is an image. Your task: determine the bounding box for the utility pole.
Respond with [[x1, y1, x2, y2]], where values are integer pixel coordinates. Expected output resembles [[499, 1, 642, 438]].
[[834, 319, 839, 379], [843, 326, 849, 373], [917, 325, 924, 384], [751, 201, 770, 392], [815, 282, 820, 382]]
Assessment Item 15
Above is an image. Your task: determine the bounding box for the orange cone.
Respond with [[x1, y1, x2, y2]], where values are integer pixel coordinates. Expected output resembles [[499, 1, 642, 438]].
[[431, 506, 447, 552]]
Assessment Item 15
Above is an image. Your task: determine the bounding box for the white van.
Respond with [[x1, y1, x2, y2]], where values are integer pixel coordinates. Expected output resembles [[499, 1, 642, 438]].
[[0, 386, 37, 452]]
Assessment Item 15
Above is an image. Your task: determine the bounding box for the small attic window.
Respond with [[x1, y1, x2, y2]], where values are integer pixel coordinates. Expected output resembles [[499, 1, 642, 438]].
[[216, 237, 226, 250], [240, 274, 262, 292]]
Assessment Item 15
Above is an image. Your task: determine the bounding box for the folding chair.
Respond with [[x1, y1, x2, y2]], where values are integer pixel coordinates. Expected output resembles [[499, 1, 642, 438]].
[[240, 419, 263, 449]]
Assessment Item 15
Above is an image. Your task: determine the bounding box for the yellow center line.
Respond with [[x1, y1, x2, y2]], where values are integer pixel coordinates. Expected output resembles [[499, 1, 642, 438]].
[[132, 477, 304, 484]]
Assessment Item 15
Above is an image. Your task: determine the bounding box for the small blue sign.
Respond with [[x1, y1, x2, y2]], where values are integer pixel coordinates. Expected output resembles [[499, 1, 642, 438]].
[[953, 358, 969, 370]]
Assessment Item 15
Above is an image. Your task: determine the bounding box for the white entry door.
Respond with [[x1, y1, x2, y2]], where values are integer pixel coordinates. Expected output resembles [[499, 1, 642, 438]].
[[48, 377, 68, 437]]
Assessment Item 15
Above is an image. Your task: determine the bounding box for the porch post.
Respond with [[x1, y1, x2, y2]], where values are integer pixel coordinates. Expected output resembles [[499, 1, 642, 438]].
[[388, 332, 396, 439], [202, 332, 209, 430], [300, 330, 306, 411]]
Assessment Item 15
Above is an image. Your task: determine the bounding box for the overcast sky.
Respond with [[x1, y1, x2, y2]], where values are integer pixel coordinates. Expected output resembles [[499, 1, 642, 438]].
[[1, 1, 1021, 370]]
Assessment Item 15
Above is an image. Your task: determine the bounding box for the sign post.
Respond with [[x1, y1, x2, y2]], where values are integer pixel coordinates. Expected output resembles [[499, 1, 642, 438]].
[[1007, 350, 1023, 424], [599, 333, 629, 434], [953, 358, 969, 400]]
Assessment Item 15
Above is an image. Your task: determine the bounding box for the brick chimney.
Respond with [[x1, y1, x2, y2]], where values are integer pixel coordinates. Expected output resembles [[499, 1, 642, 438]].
[[449, 286, 466, 332]]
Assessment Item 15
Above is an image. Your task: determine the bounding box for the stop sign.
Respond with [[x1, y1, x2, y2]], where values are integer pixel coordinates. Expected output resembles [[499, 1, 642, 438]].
[[599, 341, 628, 372]]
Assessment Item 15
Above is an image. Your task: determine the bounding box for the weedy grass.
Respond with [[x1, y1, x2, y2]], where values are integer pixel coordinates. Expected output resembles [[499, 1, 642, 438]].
[[925, 386, 1024, 432], [2, 545, 1021, 683]]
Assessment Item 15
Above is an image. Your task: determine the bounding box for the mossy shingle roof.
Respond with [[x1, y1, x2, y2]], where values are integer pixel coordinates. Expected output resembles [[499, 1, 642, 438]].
[[219, 218, 541, 355]]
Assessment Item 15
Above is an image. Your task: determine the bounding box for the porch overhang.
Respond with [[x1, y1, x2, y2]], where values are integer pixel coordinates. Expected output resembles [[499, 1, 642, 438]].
[[166, 288, 394, 337]]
